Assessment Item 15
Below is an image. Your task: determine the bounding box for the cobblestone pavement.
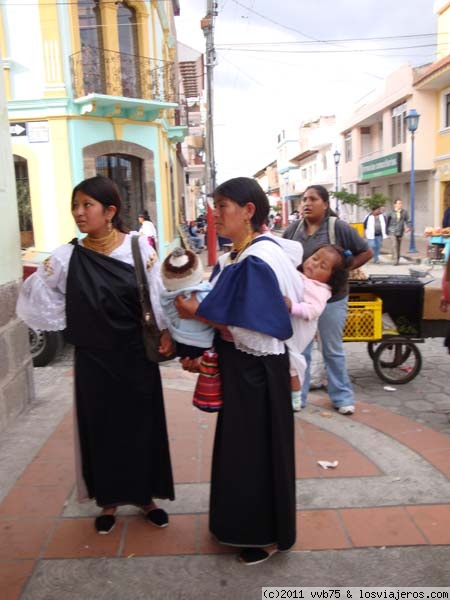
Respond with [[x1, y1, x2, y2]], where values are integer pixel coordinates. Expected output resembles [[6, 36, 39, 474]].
[[45, 331, 449, 436], [36, 235, 450, 436]]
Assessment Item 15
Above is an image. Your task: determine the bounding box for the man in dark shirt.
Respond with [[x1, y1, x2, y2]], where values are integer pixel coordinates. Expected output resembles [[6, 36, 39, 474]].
[[385, 199, 410, 265]]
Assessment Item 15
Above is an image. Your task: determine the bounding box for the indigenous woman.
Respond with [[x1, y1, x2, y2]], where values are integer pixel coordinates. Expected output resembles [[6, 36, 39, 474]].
[[17, 176, 174, 534], [175, 177, 304, 565], [283, 185, 373, 415]]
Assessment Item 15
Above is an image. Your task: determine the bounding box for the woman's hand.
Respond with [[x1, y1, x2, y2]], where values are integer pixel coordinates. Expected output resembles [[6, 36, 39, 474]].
[[174, 292, 199, 319], [158, 329, 174, 357], [179, 356, 202, 373], [440, 296, 449, 313]]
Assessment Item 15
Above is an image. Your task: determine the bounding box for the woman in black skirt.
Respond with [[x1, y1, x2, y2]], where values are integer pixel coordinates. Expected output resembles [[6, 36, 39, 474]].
[[175, 177, 303, 565], [17, 176, 175, 534]]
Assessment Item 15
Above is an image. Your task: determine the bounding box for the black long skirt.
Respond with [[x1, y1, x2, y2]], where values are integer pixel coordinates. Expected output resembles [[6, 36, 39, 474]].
[[210, 338, 296, 551], [75, 339, 174, 507]]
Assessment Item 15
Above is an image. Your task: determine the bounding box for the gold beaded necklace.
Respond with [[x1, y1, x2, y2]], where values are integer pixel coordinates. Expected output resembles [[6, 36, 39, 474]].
[[228, 232, 258, 263], [82, 228, 119, 255]]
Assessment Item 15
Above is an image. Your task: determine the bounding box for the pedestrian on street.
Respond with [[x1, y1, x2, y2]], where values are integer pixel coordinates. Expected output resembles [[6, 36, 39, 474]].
[[16, 175, 175, 534], [440, 254, 450, 353], [364, 205, 388, 263], [386, 199, 410, 265], [138, 210, 158, 249], [442, 205, 450, 228], [283, 184, 373, 415], [188, 220, 205, 251], [288, 209, 299, 223], [174, 177, 304, 565]]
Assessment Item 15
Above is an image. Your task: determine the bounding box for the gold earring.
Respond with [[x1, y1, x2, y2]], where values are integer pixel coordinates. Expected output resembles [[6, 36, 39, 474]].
[[107, 219, 112, 233]]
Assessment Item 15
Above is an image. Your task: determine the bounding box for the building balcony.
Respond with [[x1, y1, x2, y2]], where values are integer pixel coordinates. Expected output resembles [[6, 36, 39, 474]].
[[69, 47, 185, 127], [360, 148, 384, 162], [185, 135, 204, 148]]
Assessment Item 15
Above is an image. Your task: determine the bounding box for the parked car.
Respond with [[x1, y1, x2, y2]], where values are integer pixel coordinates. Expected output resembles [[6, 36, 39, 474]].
[[22, 249, 65, 367]]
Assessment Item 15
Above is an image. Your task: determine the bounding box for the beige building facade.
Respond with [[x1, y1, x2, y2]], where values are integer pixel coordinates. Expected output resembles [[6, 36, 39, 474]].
[[339, 64, 436, 233]]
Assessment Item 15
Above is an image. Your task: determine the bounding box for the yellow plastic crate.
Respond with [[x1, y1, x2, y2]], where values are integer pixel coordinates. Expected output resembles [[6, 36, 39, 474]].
[[343, 293, 382, 341], [350, 222, 365, 237]]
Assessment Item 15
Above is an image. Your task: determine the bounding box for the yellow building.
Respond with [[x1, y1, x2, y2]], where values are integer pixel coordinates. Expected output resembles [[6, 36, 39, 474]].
[[1, 0, 187, 254], [415, 0, 450, 226]]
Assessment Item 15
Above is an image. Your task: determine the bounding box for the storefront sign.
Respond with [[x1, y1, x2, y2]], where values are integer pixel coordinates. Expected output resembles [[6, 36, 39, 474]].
[[26, 121, 49, 143], [361, 152, 401, 180]]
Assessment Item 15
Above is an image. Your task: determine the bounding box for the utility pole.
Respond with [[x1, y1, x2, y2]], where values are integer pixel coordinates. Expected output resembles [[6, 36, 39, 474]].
[[201, 0, 218, 266]]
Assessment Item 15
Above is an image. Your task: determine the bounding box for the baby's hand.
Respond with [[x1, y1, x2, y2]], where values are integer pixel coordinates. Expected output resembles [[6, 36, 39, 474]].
[[284, 296, 292, 312], [174, 292, 199, 318], [179, 356, 202, 373], [159, 329, 174, 356]]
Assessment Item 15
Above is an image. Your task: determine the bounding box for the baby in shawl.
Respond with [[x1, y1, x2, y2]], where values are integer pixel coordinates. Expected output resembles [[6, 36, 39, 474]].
[[160, 247, 214, 358]]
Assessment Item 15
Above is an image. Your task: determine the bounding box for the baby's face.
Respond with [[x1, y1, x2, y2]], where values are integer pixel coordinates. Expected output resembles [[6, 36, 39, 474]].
[[303, 248, 337, 284]]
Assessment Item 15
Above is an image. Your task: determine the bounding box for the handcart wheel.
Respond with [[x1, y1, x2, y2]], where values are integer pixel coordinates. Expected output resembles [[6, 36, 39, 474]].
[[373, 341, 422, 384], [367, 342, 379, 360], [367, 341, 411, 365]]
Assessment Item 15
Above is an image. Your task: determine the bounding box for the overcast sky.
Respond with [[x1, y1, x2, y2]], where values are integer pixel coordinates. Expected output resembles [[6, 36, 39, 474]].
[[175, 0, 437, 182]]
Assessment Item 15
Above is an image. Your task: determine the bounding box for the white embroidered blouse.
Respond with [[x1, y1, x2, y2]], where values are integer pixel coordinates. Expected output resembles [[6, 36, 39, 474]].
[[212, 235, 307, 382], [16, 233, 168, 332]]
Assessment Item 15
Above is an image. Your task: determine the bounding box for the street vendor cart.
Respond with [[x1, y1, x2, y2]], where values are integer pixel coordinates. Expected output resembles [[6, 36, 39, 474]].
[[347, 275, 426, 384], [346, 273, 449, 384], [424, 227, 450, 264]]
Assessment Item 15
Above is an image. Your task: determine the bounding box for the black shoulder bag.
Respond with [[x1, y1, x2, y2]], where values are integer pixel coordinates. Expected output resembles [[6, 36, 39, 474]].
[[131, 235, 174, 363]]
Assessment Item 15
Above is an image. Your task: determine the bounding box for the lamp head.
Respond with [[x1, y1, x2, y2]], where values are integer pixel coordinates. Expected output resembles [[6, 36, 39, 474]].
[[406, 108, 420, 133], [333, 150, 341, 165]]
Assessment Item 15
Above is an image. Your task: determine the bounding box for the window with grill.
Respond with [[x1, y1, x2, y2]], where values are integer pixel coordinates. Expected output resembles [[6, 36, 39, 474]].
[[78, 0, 103, 95], [445, 93, 450, 128], [118, 3, 140, 97], [344, 132, 352, 162], [391, 102, 407, 146]]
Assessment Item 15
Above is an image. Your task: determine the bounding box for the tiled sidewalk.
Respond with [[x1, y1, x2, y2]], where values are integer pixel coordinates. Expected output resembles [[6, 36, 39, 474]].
[[2, 379, 450, 598]]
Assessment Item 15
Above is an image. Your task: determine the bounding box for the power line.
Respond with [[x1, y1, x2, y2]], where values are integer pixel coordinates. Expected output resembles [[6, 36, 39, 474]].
[[218, 53, 265, 86], [226, 0, 426, 81], [215, 43, 441, 54], [215, 32, 440, 47], [230, 0, 324, 43]]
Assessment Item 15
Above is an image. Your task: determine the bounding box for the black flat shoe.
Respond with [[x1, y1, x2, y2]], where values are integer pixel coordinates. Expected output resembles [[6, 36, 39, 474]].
[[146, 508, 169, 528], [238, 547, 274, 565], [95, 514, 116, 535]]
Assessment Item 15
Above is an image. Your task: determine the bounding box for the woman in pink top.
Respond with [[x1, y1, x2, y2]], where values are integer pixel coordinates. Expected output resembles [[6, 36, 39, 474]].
[[285, 245, 354, 411]]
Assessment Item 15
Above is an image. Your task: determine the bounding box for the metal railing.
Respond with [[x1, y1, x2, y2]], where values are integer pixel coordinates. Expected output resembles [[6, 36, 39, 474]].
[[70, 47, 177, 103]]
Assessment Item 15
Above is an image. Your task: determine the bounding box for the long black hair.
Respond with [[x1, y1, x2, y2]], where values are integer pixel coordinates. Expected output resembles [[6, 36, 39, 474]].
[[71, 175, 129, 233], [213, 177, 269, 231]]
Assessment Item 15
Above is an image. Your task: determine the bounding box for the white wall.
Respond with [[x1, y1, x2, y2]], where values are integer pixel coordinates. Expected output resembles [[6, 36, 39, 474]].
[[3, 2, 45, 100], [0, 51, 21, 284]]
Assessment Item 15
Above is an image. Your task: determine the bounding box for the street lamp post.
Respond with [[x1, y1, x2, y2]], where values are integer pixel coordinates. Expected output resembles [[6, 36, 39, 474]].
[[405, 108, 420, 254], [333, 149, 341, 214]]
